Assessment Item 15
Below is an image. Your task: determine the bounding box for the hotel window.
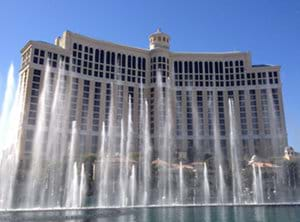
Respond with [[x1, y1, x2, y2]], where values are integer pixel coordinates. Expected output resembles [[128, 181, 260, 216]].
[[249, 90, 259, 135], [184, 61, 188, 73], [194, 61, 199, 73], [209, 62, 213, 73], [28, 69, 41, 125], [80, 80, 90, 130], [104, 84, 112, 131], [271, 88, 282, 131], [215, 62, 219, 74], [92, 82, 102, 131], [219, 61, 223, 73], [33, 48, 45, 65], [218, 91, 225, 136], [260, 89, 270, 135], [175, 91, 182, 136], [106, 51, 111, 64], [174, 61, 178, 73], [204, 62, 209, 73], [239, 91, 248, 135], [69, 78, 79, 128], [189, 61, 193, 73], [186, 91, 193, 136], [207, 91, 214, 136], [196, 91, 204, 136]]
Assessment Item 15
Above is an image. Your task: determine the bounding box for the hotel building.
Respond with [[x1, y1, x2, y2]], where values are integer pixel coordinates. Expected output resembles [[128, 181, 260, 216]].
[[18, 29, 288, 164]]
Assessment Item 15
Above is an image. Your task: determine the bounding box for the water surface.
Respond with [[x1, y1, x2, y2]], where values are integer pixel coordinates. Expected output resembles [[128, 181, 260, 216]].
[[0, 206, 299, 222]]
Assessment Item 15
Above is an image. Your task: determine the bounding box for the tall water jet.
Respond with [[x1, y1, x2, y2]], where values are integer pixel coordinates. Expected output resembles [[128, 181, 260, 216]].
[[24, 62, 51, 208], [105, 84, 115, 205], [24, 61, 73, 208], [252, 165, 258, 203], [98, 84, 116, 206], [119, 119, 126, 207], [98, 122, 106, 206], [218, 164, 226, 203], [65, 162, 79, 208], [124, 94, 133, 206], [228, 98, 243, 204], [157, 73, 174, 204], [64, 121, 78, 205], [165, 79, 174, 205], [130, 164, 136, 206], [138, 83, 144, 206], [0, 64, 15, 146], [179, 162, 185, 203], [193, 171, 199, 204], [156, 70, 167, 204], [79, 163, 86, 207], [142, 101, 152, 205], [258, 167, 264, 203], [0, 64, 22, 209], [211, 91, 226, 203], [252, 165, 264, 204], [203, 162, 210, 204], [252, 164, 264, 204]]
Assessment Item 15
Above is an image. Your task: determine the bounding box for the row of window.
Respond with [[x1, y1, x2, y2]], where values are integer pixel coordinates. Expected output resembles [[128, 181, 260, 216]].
[[174, 60, 244, 74], [174, 71, 279, 87], [31, 47, 280, 89]]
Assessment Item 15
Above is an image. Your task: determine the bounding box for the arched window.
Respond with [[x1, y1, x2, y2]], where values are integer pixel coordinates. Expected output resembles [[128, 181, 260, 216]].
[[128, 55, 132, 68], [95, 49, 99, 62], [106, 51, 110, 64]]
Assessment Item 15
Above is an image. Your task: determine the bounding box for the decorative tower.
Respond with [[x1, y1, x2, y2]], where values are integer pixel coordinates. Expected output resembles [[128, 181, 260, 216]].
[[149, 28, 170, 50]]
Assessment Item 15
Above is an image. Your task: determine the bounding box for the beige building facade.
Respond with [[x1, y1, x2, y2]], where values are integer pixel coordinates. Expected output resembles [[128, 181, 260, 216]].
[[18, 29, 287, 164]]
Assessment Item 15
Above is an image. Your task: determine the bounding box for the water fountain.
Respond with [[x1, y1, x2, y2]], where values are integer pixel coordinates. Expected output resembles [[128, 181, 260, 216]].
[[0, 61, 299, 219], [130, 164, 136, 206], [252, 165, 264, 204], [79, 163, 86, 207], [141, 101, 152, 206], [0, 64, 21, 209], [203, 162, 210, 204], [179, 162, 184, 203], [218, 164, 226, 203], [228, 98, 243, 204]]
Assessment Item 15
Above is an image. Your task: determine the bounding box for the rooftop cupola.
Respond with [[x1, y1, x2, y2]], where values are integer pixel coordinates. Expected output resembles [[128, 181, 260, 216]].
[[149, 28, 170, 50]]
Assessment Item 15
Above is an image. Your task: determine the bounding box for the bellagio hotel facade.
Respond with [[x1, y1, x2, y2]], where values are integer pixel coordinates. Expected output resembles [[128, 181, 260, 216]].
[[18, 29, 287, 164]]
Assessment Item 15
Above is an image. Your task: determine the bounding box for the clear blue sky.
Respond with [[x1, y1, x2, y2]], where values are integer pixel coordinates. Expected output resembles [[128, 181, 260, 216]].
[[0, 0, 299, 150]]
